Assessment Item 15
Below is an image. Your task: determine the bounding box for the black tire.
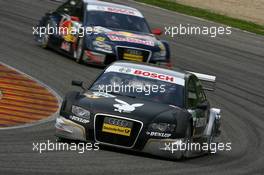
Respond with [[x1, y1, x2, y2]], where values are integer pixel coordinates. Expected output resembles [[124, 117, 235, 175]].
[[181, 122, 193, 159], [207, 121, 217, 154], [41, 21, 51, 49], [74, 38, 84, 63]]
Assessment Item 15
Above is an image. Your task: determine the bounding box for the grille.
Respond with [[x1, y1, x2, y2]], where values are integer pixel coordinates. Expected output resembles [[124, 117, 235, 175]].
[[94, 114, 143, 148], [116, 47, 151, 62]]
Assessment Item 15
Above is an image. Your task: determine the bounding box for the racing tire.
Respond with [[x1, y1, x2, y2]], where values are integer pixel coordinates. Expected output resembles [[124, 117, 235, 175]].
[[41, 22, 51, 49], [207, 121, 217, 154], [181, 122, 193, 159], [74, 38, 84, 64]]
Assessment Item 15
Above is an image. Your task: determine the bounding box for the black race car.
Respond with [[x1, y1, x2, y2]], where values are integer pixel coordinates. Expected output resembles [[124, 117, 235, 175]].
[[55, 61, 222, 159], [34, 0, 170, 66]]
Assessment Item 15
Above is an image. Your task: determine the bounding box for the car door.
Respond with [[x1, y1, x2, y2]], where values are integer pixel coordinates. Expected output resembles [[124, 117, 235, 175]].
[[187, 76, 209, 137]]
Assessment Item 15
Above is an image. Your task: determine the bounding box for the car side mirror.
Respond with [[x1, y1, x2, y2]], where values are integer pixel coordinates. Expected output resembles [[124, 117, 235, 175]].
[[197, 101, 209, 110], [72, 80, 85, 89], [151, 28, 163, 36]]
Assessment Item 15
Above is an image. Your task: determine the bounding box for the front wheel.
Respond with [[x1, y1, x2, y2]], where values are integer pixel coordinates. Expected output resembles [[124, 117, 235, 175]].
[[40, 22, 51, 49], [73, 38, 84, 63], [207, 121, 217, 154], [181, 122, 193, 159]]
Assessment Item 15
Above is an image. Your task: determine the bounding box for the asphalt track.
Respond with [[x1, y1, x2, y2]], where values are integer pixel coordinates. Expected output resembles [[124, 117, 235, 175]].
[[0, 0, 264, 174]]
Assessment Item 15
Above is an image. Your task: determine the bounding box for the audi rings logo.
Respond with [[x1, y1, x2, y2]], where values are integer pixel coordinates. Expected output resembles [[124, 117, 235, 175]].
[[108, 118, 129, 127]]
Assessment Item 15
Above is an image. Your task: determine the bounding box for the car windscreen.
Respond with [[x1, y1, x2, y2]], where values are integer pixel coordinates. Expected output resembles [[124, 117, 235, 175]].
[[86, 11, 151, 33], [90, 72, 184, 108]]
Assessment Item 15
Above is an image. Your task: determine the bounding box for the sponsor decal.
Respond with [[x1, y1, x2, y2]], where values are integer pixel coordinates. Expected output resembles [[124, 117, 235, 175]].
[[61, 41, 71, 51], [59, 16, 81, 43], [106, 65, 185, 86], [118, 67, 132, 73], [69, 115, 90, 124], [146, 131, 172, 138], [102, 117, 132, 136], [107, 31, 152, 40], [102, 123, 131, 136], [87, 5, 143, 18], [134, 70, 175, 83], [158, 42, 165, 51], [108, 35, 154, 46], [113, 99, 144, 113], [84, 92, 115, 99], [96, 37, 106, 42]]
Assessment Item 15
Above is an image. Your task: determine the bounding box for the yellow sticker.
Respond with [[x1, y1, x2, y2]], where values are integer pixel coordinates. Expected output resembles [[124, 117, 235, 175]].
[[102, 123, 131, 136], [96, 37, 106, 42], [123, 53, 143, 62], [159, 43, 165, 51]]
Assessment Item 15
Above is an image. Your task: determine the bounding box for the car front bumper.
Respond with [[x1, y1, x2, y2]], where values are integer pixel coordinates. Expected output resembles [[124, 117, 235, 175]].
[[55, 116, 185, 159], [142, 138, 185, 159]]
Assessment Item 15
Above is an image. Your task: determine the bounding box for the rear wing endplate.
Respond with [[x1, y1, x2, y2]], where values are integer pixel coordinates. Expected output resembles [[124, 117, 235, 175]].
[[188, 71, 216, 91]]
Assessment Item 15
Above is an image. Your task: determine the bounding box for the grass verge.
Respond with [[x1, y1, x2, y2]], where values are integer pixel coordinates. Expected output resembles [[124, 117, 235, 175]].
[[135, 0, 264, 35]]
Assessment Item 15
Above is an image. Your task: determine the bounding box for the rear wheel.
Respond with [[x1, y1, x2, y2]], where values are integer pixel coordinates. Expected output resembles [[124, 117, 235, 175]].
[[207, 121, 217, 154]]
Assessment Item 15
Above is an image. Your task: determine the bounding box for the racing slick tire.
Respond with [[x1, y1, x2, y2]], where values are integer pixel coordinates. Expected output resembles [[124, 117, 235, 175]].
[[74, 38, 84, 64], [41, 21, 51, 49], [207, 121, 217, 154], [181, 121, 193, 159]]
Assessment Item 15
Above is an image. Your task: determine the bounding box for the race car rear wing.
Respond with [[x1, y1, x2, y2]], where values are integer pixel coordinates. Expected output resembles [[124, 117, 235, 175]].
[[188, 71, 216, 91]]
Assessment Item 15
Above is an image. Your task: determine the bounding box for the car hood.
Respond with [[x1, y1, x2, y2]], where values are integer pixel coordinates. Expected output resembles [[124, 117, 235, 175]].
[[89, 26, 164, 50], [76, 91, 185, 124]]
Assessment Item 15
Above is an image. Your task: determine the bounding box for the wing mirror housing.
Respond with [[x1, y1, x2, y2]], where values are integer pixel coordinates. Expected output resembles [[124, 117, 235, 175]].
[[151, 28, 163, 36], [72, 80, 85, 90]]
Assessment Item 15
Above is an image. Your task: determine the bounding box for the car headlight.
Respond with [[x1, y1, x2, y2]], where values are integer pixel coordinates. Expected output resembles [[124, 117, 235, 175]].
[[148, 123, 176, 132], [152, 50, 166, 59], [72, 105, 91, 120], [93, 41, 113, 53]]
